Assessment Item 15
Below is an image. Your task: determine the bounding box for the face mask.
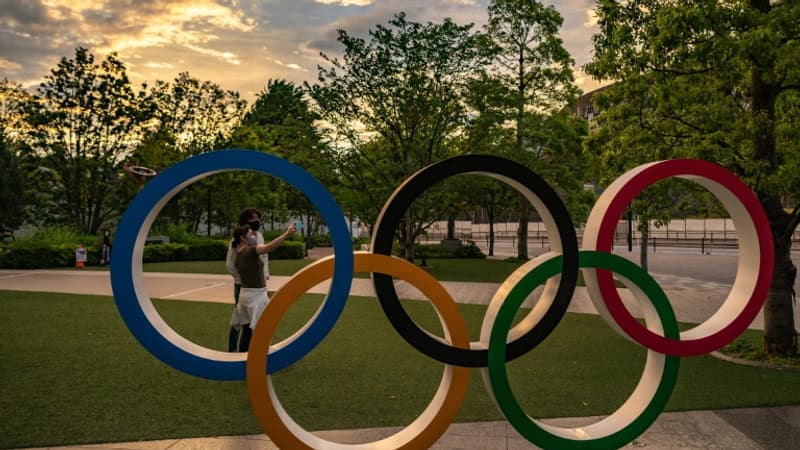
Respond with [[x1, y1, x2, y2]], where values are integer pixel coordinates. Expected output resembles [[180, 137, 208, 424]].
[[249, 220, 261, 231], [246, 234, 258, 245]]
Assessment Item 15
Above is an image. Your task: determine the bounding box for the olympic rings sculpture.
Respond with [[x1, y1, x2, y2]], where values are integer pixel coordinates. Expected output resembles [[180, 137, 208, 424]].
[[111, 149, 774, 449]]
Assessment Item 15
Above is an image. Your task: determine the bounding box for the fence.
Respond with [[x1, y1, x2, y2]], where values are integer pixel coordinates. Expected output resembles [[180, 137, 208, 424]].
[[416, 226, 800, 254]]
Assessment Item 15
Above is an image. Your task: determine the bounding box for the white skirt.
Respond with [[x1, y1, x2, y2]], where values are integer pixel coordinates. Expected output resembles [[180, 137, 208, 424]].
[[230, 287, 268, 330]]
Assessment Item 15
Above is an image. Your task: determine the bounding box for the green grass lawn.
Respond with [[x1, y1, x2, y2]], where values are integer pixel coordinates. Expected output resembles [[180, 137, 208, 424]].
[[143, 258, 609, 285], [77, 257, 524, 281], [2, 290, 800, 448], [77, 257, 610, 285]]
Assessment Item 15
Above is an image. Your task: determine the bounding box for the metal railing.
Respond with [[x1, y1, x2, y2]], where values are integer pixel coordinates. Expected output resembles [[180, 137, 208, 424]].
[[416, 230, 800, 253]]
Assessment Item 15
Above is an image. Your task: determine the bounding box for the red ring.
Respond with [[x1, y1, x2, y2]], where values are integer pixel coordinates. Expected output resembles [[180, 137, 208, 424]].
[[586, 159, 773, 356]]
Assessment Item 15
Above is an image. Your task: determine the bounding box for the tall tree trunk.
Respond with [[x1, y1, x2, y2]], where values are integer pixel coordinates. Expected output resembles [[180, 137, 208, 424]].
[[403, 209, 415, 262], [304, 211, 313, 257], [762, 197, 798, 355], [515, 46, 529, 261], [517, 196, 529, 260], [640, 228, 649, 274], [488, 209, 495, 257], [764, 233, 798, 355], [749, 32, 798, 354], [447, 214, 456, 240]]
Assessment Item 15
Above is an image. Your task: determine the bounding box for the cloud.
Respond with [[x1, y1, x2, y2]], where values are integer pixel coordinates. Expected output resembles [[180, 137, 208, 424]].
[[185, 44, 242, 65], [314, 0, 375, 5], [0, 0, 604, 100], [0, 57, 22, 72], [0, 0, 255, 85], [144, 61, 175, 69], [273, 59, 308, 71], [305, 0, 489, 55]]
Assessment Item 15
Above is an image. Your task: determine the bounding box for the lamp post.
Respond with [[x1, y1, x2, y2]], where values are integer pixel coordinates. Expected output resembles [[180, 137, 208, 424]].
[[123, 165, 157, 190], [627, 205, 633, 252]]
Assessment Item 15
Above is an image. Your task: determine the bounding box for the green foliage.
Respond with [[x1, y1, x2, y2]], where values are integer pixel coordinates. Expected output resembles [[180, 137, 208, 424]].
[[0, 226, 102, 268], [352, 236, 369, 250], [585, 0, 800, 354], [128, 72, 246, 234], [0, 242, 97, 268], [311, 233, 333, 247], [24, 47, 148, 234], [485, 0, 579, 114], [391, 241, 486, 259], [722, 330, 800, 368], [0, 129, 23, 235], [142, 243, 189, 263], [482, 0, 586, 259], [182, 240, 229, 261], [140, 240, 304, 263], [454, 241, 487, 259], [142, 72, 245, 156], [0, 228, 305, 267], [268, 241, 305, 260], [27, 226, 97, 247], [229, 79, 332, 248], [263, 228, 303, 243], [310, 13, 493, 259]]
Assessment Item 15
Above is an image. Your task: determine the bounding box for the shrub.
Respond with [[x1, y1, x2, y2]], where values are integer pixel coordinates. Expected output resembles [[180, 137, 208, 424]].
[[311, 233, 333, 247], [454, 241, 486, 259], [0, 241, 100, 269], [28, 226, 97, 247], [160, 223, 195, 244], [352, 236, 370, 250], [0, 234, 305, 269], [390, 241, 485, 259], [270, 241, 305, 259], [142, 243, 188, 263], [183, 240, 229, 261], [263, 229, 304, 242]]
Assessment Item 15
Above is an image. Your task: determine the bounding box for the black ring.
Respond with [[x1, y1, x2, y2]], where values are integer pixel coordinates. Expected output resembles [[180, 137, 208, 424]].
[[370, 155, 579, 367]]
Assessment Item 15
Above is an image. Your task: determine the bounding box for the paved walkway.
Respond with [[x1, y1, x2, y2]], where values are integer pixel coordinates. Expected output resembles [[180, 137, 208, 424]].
[[3, 249, 800, 449], [2, 249, 798, 330], [20, 406, 800, 449]]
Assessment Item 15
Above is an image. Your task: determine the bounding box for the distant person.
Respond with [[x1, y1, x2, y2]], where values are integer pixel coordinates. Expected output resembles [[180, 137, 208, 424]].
[[228, 221, 296, 352], [100, 229, 111, 265]]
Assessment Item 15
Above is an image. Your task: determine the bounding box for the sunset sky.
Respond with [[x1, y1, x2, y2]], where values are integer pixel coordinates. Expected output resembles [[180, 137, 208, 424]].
[[0, 0, 605, 102]]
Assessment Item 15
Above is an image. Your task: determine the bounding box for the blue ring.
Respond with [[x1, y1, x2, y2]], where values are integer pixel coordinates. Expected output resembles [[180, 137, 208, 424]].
[[111, 149, 353, 380]]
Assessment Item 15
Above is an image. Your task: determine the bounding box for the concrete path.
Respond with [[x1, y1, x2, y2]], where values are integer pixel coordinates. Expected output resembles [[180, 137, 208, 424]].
[[2, 253, 798, 331], [21, 406, 800, 449]]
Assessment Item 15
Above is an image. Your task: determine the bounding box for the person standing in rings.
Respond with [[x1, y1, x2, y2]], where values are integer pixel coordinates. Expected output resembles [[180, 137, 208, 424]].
[[226, 208, 285, 351], [228, 220, 296, 352], [227, 208, 261, 351]]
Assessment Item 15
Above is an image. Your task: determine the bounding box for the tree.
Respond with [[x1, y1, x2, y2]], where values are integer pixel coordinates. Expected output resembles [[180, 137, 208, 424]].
[[135, 72, 246, 233], [484, 0, 582, 259], [0, 129, 24, 237], [145, 72, 245, 155], [0, 79, 43, 227], [0, 79, 33, 142], [25, 47, 147, 234], [231, 79, 335, 252], [585, 0, 800, 354], [309, 13, 493, 259]]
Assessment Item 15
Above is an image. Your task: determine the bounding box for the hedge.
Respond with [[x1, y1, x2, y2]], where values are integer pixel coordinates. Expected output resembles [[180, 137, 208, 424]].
[[0, 239, 306, 269], [269, 241, 305, 259], [0, 243, 100, 269], [391, 241, 486, 259]]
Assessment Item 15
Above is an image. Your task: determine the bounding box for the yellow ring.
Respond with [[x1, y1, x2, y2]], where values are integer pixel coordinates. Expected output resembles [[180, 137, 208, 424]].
[[246, 252, 471, 449]]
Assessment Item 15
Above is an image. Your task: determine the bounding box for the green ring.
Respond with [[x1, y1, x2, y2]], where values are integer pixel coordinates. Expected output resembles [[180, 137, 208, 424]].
[[487, 251, 680, 450]]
